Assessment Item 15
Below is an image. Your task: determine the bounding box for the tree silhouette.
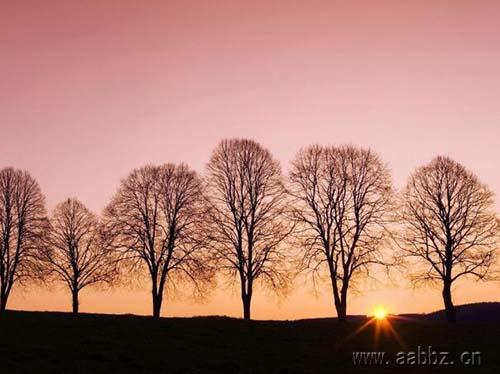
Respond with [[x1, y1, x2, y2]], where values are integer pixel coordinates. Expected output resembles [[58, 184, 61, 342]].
[[41, 198, 117, 314], [0, 168, 47, 311], [289, 145, 393, 322], [399, 156, 499, 322], [206, 139, 293, 320], [104, 163, 212, 318]]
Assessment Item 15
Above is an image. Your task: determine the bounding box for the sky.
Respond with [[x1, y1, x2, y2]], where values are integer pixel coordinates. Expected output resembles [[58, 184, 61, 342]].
[[2, 0, 500, 319]]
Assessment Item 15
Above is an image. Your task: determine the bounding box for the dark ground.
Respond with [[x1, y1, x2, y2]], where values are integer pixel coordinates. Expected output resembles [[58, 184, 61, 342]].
[[0, 307, 499, 374]]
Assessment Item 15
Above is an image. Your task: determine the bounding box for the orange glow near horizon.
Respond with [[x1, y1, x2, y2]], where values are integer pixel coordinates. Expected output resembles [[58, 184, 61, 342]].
[[2, 1, 500, 319], [373, 307, 388, 320]]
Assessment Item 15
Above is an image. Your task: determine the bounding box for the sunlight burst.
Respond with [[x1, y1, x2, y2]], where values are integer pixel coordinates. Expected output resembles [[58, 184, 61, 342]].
[[373, 307, 388, 320]]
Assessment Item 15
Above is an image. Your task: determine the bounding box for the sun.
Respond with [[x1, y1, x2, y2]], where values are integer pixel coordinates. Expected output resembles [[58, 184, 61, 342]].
[[373, 307, 388, 320]]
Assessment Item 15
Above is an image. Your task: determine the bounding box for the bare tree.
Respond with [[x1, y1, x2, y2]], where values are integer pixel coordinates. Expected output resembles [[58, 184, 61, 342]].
[[0, 168, 47, 311], [206, 139, 293, 320], [104, 163, 212, 318], [41, 198, 117, 314], [399, 156, 499, 322], [289, 145, 393, 322]]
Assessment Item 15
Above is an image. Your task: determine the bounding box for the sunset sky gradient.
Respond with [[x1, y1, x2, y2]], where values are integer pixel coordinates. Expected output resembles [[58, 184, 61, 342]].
[[2, 0, 500, 319]]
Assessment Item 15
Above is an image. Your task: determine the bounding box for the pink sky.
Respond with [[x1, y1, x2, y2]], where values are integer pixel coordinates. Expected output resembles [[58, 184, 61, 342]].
[[2, 0, 500, 319]]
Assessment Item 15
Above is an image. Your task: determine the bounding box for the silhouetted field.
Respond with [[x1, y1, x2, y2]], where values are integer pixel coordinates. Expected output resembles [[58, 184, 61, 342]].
[[0, 308, 499, 373]]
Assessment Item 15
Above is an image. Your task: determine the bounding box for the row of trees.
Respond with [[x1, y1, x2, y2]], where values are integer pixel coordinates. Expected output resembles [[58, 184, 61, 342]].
[[1, 139, 498, 322]]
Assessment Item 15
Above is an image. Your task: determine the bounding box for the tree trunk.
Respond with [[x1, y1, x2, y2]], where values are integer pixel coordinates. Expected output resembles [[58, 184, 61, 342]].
[[72, 289, 79, 314], [0, 287, 10, 312], [152, 291, 163, 318], [0, 299, 6, 312], [333, 296, 345, 322], [329, 261, 347, 322], [442, 280, 456, 323], [337, 290, 348, 322], [240, 274, 253, 321], [331, 275, 348, 322], [242, 294, 252, 321], [336, 305, 347, 322]]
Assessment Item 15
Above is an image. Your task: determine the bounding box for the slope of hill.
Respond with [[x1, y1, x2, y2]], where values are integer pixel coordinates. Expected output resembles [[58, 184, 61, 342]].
[[0, 306, 498, 373], [424, 302, 500, 322]]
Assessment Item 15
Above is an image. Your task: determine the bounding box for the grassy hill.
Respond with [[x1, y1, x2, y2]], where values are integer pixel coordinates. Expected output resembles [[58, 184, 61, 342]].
[[424, 302, 500, 323], [0, 306, 498, 373]]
